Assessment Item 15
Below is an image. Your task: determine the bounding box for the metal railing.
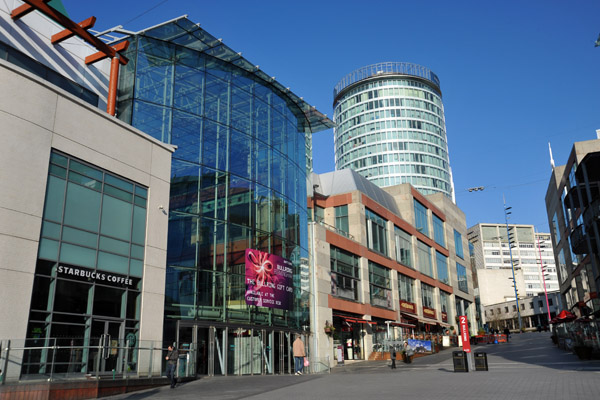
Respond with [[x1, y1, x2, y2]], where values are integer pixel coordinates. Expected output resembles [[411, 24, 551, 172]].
[[333, 62, 441, 98], [0, 339, 188, 384], [316, 220, 355, 241]]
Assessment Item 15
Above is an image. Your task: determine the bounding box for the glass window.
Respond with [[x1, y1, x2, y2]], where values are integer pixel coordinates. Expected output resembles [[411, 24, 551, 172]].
[[454, 229, 464, 259], [398, 273, 414, 303], [558, 249, 567, 283], [62, 226, 98, 248], [552, 213, 560, 245], [394, 227, 412, 268], [417, 241, 433, 277], [369, 262, 391, 308], [366, 209, 388, 255], [54, 279, 91, 314], [97, 251, 129, 274], [93, 285, 124, 318], [100, 195, 133, 241], [433, 214, 445, 246], [421, 283, 435, 308], [457, 262, 468, 293], [42, 176, 66, 223], [414, 200, 429, 237], [330, 246, 359, 301], [63, 182, 101, 232], [38, 238, 59, 261], [59, 243, 96, 268], [335, 205, 349, 237], [173, 64, 204, 115], [436, 251, 449, 284], [439, 291, 449, 313], [39, 151, 147, 274], [132, 100, 172, 143], [313, 206, 324, 223], [229, 130, 252, 180]]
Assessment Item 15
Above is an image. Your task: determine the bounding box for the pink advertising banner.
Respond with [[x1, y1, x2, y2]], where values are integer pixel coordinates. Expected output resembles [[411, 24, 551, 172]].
[[245, 248, 293, 310]]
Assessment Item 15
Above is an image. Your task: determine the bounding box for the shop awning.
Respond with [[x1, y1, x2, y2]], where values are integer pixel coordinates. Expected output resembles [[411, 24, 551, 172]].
[[419, 316, 441, 325], [400, 312, 418, 320], [401, 312, 444, 327], [333, 314, 377, 325], [389, 322, 416, 328]]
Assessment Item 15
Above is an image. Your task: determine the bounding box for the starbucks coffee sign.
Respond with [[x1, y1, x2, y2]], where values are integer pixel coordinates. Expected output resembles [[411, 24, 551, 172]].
[[58, 264, 134, 287]]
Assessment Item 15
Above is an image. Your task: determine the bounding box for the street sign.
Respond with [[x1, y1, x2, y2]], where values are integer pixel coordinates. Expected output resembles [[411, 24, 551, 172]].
[[459, 315, 471, 353]]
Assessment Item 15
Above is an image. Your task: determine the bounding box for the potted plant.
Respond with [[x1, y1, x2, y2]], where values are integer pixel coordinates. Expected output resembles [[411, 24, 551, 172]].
[[324, 321, 335, 336]]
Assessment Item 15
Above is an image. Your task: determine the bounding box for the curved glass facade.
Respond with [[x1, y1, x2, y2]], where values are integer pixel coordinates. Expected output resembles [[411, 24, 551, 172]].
[[333, 62, 454, 198], [116, 19, 320, 343]]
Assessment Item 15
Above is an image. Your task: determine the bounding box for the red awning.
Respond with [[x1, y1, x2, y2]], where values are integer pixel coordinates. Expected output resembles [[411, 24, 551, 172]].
[[556, 310, 577, 322], [333, 314, 377, 325]]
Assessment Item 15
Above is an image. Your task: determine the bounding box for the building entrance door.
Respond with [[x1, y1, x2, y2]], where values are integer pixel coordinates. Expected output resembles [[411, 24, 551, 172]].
[[89, 319, 123, 375]]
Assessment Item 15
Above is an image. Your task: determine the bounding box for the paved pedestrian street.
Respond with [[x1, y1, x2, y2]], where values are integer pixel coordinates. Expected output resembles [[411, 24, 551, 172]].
[[107, 332, 600, 400]]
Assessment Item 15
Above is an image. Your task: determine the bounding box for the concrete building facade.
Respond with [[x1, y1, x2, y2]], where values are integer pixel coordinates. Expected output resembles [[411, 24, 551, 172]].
[[483, 292, 563, 331], [468, 223, 559, 316], [309, 169, 474, 365], [545, 136, 600, 318], [0, 50, 173, 379]]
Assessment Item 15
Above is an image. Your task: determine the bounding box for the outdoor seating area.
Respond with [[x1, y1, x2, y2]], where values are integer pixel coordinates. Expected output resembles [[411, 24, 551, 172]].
[[550, 311, 600, 360]]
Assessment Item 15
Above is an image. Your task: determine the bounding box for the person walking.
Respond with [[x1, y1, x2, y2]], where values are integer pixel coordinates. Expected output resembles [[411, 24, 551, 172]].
[[503, 327, 510, 343], [293, 335, 306, 375], [165, 344, 179, 388], [390, 346, 397, 369]]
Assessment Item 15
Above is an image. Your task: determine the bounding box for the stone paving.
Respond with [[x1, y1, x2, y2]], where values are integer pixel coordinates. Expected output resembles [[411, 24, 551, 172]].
[[105, 332, 600, 400]]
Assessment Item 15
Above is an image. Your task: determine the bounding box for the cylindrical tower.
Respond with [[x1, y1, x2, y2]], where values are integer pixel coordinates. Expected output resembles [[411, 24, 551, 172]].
[[333, 62, 454, 199]]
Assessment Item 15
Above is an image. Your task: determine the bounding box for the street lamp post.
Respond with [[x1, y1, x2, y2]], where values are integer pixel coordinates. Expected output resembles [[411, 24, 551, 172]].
[[536, 231, 552, 323], [504, 199, 523, 332]]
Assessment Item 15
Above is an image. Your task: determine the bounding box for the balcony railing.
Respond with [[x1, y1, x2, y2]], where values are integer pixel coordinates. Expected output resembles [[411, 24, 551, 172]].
[[317, 220, 355, 241], [569, 224, 588, 255], [583, 198, 600, 229]]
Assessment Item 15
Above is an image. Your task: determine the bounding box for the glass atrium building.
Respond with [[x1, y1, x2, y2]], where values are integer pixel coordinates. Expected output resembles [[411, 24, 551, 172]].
[[333, 62, 454, 199], [115, 17, 332, 375]]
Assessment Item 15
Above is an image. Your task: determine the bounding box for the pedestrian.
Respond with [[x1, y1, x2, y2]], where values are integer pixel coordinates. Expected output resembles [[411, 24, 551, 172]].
[[293, 335, 306, 375], [165, 344, 179, 388], [503, 327, 510, 343], [403, 341, 413, 363], [390, 346, 397, 369]]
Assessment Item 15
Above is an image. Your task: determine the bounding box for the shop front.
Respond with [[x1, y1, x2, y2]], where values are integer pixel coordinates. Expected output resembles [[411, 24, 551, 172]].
[[332, 314, 369, 361], [23, 151, 148, 378], [175, 322, 305, 376]]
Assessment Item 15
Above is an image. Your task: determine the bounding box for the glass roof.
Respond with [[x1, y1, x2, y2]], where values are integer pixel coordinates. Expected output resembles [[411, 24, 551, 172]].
[[134, 17, 333, 133]]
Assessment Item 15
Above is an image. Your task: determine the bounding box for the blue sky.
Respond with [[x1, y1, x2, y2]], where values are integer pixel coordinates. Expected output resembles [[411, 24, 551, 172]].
[[62, 0, 600, 232]]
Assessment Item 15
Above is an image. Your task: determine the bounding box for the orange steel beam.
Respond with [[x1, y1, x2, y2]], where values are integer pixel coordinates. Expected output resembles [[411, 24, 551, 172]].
[[85, 41, 129, 65], [51, 16, 96, 45], [17, 0, 123, 62], [106, 57, 120, 115], [10, 0, 49, 20]]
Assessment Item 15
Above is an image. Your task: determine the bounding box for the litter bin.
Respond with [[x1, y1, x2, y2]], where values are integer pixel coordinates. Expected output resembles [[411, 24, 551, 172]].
[[474, 351, 488, 371], [452, 351, 468, 372]]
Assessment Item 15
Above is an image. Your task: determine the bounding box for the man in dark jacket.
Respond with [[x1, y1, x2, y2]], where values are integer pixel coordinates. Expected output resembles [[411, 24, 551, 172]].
[[503, 327, 510, 342], [166, 345, 179, 388], [390, 346, 397, 369]]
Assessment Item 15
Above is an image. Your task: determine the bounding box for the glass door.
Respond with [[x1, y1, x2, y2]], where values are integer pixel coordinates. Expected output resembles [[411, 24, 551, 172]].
[[88, 319, 123, 375]]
